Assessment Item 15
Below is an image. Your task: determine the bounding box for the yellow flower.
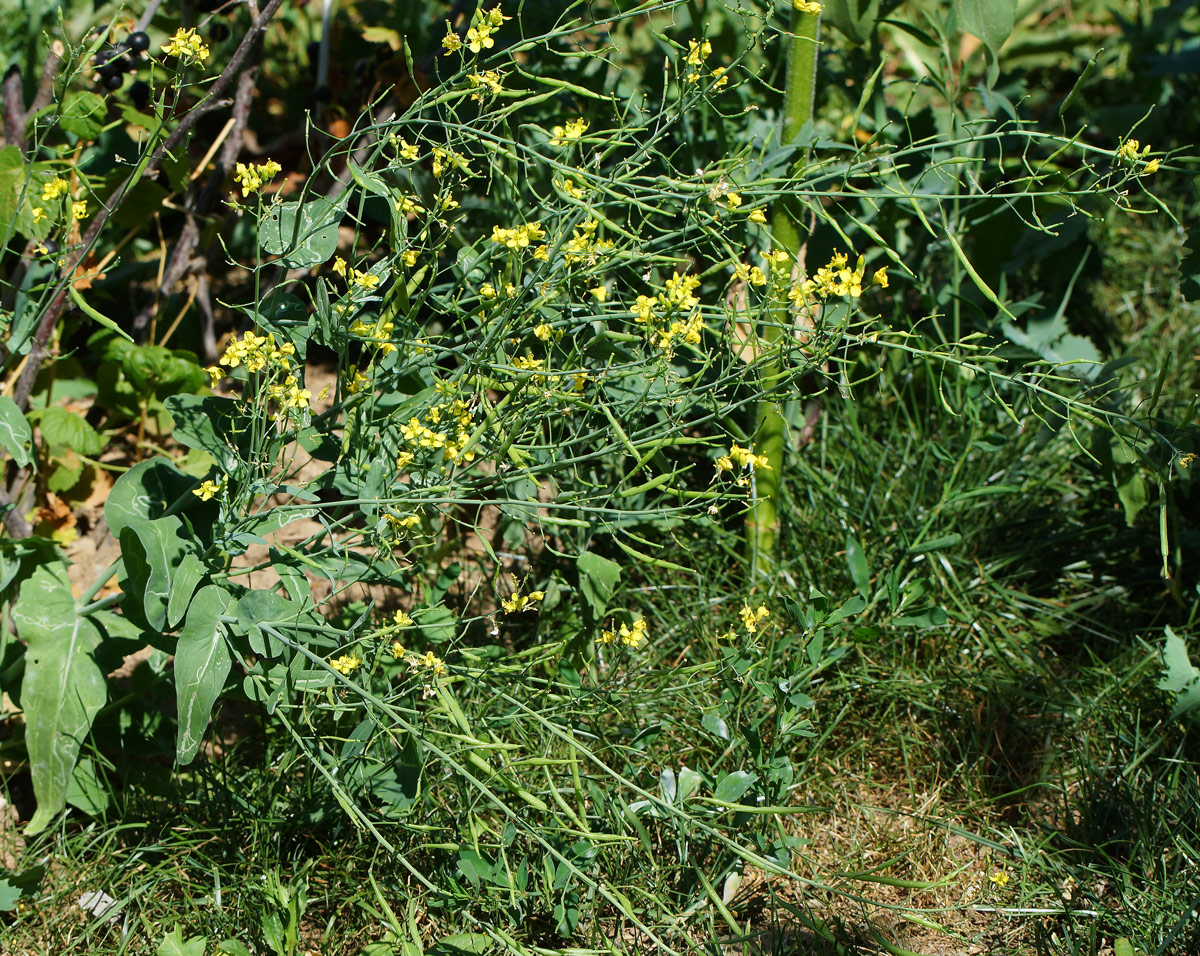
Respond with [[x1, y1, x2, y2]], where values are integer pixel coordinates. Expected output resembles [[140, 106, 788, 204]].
[[487, 5, 511, 27], [555, 177, 586, 199], [501, 581, 546, 614], [31, 207, 46, 223], [739, 604, 770, 633], [396, 194, 424, 215], [711, 67, 729, 89], [353, 270, 380, 290], [402, 250, 418, 266], [793, 0, 823, 13], [332, 256, 347, 276], [873, 266, 889, 288], [330, 653, 361, 676], [549, 118, 589, 146], [589, 286, 607, 303], [161, 27, 210, 65], [394, 137, 421, 161], [391, 640, 407, 660], [989, 870, 1010, 888], [71, 201, 87, 221], [394, 609, 414, 628], [232, 160, 281, 197], [467, 70, 503, 99], [441, 27, 462, 55], [42, 178, 69, 202], [600, 618, 648, 647], [205, 365, 223, 388], [685, 39, 712, 67], [748, 209, 766, 224], [466, 25, 494, 53], [1143, 157, 1161, 174], [534, 322, 553, 341], [192, 477, 224, 501]]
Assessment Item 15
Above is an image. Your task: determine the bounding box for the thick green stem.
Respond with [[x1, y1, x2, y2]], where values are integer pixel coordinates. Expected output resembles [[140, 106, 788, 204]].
[[748, 7, 821, 578]]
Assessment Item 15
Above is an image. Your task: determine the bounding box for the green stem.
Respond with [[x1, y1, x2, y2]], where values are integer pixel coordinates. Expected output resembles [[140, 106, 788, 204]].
[[748, 6, 821, 578]]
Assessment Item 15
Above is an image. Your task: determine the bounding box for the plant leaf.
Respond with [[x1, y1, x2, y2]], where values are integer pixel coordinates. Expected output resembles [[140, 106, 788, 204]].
[[12, 563, 105, 834], [0, 396, 33, 467], [175, 585, 233, 764]]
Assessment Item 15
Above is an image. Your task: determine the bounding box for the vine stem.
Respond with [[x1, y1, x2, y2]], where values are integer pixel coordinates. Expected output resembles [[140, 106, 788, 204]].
[[748, 5, 821, 578]]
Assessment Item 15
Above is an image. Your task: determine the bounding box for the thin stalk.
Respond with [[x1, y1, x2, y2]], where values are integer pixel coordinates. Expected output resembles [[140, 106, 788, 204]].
[[749, 5, 821, 578]]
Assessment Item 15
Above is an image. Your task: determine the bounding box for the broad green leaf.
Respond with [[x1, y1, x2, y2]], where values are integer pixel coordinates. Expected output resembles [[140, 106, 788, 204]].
[[237, 590, 309, 658], [164, 394, 244, 472], [431, 933, 492, 955], [35, 407, 103, 456], [175, 585, 233, 764], [0, 865, 44, 912], [156, 925, 208, 956], [0, 396, 33, 467], [118, 517, 192, 632], [166, 551, 208, 629], [714, 770, 758, 803], [58, 91, 106, 140], [1159, 625, 1200, 719], [577, 551, 621, 621], [845, 535, 871, 599], [215, 942, 253, 956], [701, 712, 730, 741], [954, 0, 1016, 85], [0, 146, 24, 244], [65, 755, 109, 815], [824, 593, 866, 627], [258, 196, 346, 268], [12, 563, 105, 833], [106, 458, 200, 540]]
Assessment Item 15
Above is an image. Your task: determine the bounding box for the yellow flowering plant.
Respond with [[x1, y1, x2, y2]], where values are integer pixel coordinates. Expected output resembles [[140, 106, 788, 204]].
[[0, 4, 1190, 950]]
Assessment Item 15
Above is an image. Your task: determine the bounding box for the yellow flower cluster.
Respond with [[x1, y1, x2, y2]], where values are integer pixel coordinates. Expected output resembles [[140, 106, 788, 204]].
[[218, 330, 295, 374], [467, 71, 503, 100], [491, 222, 546, 249], [332, 256, 382, 291], [330, 653, 362, 676], [599, 618, 648, 648], [72, 201, 87, 221], [555, 176, 587, 199], [549, 118, 589, 146], [208, 330, 311, 415], [1116, 138, 1160, 174], [407, 650, 446, 678], [563, 219, 614, 266], [795, 252, 888, 301], [232, 160, 282, 198], [348, 319, 395, 356], [631, 272, 705, 352], [397, 398, 475, 466], [192, 477, 224, 501], [739, 604, 770, 633], [391, 136, 420, 161], [443, 5, 509, 55], [716, 444, 771, 474], [683, 37, 729, 87], [431, 147, 472, 178], [162, 27, 210, 64], [265, 375, 312, 410], [42, 178, 69, 202], [502, 580, 545, 614], [794, 0, 823, 13]]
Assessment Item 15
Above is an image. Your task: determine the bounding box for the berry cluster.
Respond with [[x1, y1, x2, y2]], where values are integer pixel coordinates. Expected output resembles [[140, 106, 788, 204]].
[[93, 31, 149, 93]]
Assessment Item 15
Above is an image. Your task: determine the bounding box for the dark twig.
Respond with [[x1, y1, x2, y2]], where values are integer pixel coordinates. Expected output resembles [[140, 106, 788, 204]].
[[29, 41, 63, 116], [2, 65, 25, 152]]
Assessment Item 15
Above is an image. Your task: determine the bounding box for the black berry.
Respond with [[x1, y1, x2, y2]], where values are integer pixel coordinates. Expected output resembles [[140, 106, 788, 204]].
[[127, 31, 150, 53], [103, 73, 124, 91], [129, 80, 150, 110]]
